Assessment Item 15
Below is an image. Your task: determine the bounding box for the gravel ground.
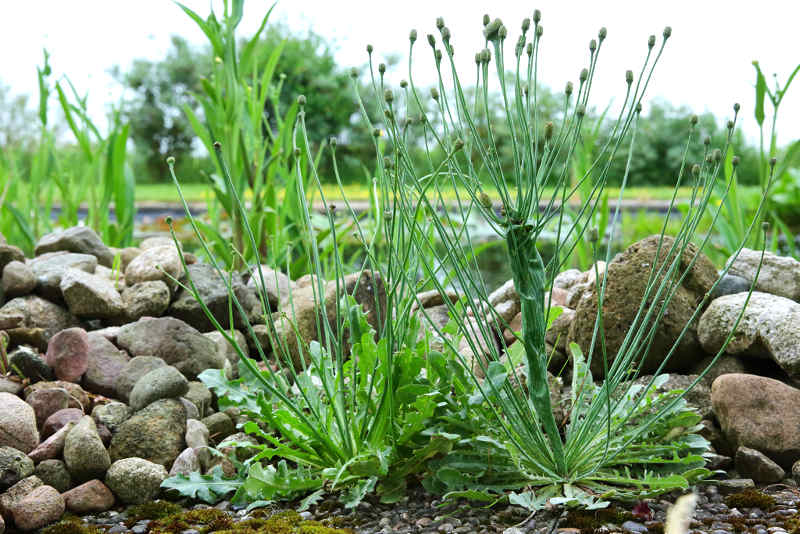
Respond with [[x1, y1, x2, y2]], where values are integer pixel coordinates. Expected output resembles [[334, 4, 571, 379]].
[[53, 480, 800, 534]]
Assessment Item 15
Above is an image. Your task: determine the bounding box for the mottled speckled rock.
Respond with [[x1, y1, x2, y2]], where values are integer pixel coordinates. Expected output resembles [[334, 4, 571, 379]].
[[121, 280, 171, 321], [44, 327, 90, 383], [113, 356, 167, 403], [34, 459, 72, 493], [0, 295, 80, 351], [1, 261, 36, 298], [83, 333, 130, 398], [9, 484, 65, 531], [726, 248, 800, 301], [108, 399, 186, 468], [35, 226, 113, 267], [0, 446, 34, 491], [60, 268, 124, 319], [105, 457, 168, 504], [62, 479, 115, 513], [128, 366, 189, 412], [63, 416, 111, 483], [124, 245, 184, 289]]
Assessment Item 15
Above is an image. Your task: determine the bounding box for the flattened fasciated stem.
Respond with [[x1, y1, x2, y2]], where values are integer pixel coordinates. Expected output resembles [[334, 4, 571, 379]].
[[506, 224, 566, 474]]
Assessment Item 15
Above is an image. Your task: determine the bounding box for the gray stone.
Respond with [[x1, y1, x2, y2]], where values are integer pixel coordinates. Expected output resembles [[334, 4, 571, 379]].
[[0, 244, 25, 274], [553, 268, 584, 290], [0, 446, 34, 491], [63, 416, 111, 483], [0, 377, 22, 395], [25, 387, 70, 429], [114, 356, 167, 403], [91, 402, 132, 434], [34, 459, 72, 493], [24, 381, 89, 412], [569, 235, 718, 377], [735, 445, 785, 483], [129, 366, 189, 412], [0, 392, 39, 453], [124, 245, 184, 289], [201, 412, 235, 445], [184, 381, 213, 418], [246, 265, 292, 310], [121, 280, 171, 320], [727, 248, 800, 301], [1, 261, 36, 298], [60, 268, 125, 319], [35, 226, 114, 267], [29, 251, 98, 301], [8, 345, 53, 382], [711, 273, 752, 300], [488, 279, 520, 323], [203, 330, 247, 379], [185, 419, 209, 449], [169, 263, 261, 332], [116, 317, 224, 379], [105, 457, 168, 504], [108, 399, 187, 468], [83, 333, 130, 397], [169, 448, 200, 477], [0, 295, 80, 351], [698, 292, 800, 379]]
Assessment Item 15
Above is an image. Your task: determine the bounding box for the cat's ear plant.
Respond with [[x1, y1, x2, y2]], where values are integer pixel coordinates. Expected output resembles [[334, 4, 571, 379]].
[[357, 12, 773, 509]]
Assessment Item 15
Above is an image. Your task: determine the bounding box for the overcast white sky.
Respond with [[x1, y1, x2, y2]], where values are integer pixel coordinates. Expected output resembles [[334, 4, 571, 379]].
[[2, 0, 799, 145]]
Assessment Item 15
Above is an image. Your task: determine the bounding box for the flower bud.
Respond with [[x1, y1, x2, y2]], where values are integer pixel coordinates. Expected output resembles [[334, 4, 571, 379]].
[[384, 210, 392, 221], [663, 26, 672, 39], [691, 164, 701, 176], [770, 157, 777, 167], [294, 147, 301, 156], [165, 215, 173, 225], [453, 138, 464, 151], [431, 87, 440, 100], [474, 52, 482, 64], [690, 115, 698, 126], [484, 18, 503, 40], [733, 102, 740, 113], [588, 227, 599, 243], [372, 128, 381, 138], [367, 44, 373, 54], [435, 49, 442, 62], [762, 221, 770, 232], [526, 42, 533, 56], [536, 25, 543, 37], [166, 156, 176, 166], [712, 148, 722, 163], [350, 67, 359, 79], [384, 109, 394, 121], [384, 89, 394, 104], [576, 104, 586, 117], [732, 156, 740, 167], [498, 25, 508, 39], [329, 137, 337, 149], [565, 81, 573, 96], [436, 17, 445, 30], [479, 192, 492, 209], [522, 18, 531, 32], [589, 39, 597, 52], [400, 79, 408, 88], [598, 27, 607, 41], [410, 29, 417, 43], [213, 141, 222, 150], [379, 63, 386, 75], [727, 120, 734, 130], [297, 95, 306, 106], [544, 121, 554, 140], [533, 9, 541, 23], [625, 70, 633, 84], [483, 14, 490, 27], [481, 48, 491, 63], [383, 156, 393, 169], [428, 34, 436, 47], [635, 102, 642, 113], [579, 68, 588, 82], [441, 27, 451, 42], [648, 35, 656, 48], [703, 136, 711, 146], [705, 154, 713, 164]]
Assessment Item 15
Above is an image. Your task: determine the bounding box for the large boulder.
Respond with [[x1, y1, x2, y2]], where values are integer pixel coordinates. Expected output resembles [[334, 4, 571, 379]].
[[35, 226, 114, 267], [105, 458, 167, 505], [698, 292, 800, 379], [726, 248, 800, 301], [568, 235, 717, 377], [0, 296, 80, 351], [60, 268, 125, 319], [63, 416, 111, 483], [115, 317, 224, 379], [712, 373, 800, 469], [168, 263, 261, 332], [108, 399, 187, 468], [0, 392, 39, 453]]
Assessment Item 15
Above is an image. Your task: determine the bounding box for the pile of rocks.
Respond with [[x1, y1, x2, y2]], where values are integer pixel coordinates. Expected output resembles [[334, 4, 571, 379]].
[[3, 225, 800, 531]]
